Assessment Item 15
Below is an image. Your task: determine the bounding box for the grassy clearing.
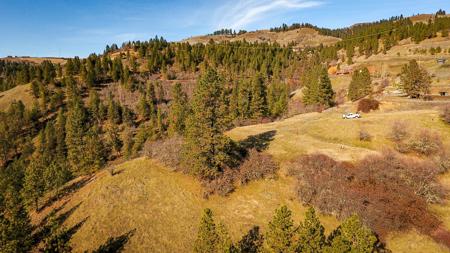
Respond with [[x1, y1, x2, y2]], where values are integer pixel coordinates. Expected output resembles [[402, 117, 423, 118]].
[[36, 158, 339, 252], [228, 103, 450, 163], [386, 230, 450, 253], [0, 83, 34, 111]]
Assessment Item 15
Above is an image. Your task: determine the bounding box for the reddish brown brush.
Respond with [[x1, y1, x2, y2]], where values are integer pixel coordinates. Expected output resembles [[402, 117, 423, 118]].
[[287, 151, 446, 241], [357, 98, 380, 113], [203, 149, 278, 197]]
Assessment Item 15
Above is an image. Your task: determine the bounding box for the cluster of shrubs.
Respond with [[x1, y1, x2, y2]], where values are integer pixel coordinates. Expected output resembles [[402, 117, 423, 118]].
[[389, 121, 446, 158], [287, 151, 444, 238], [144, 137, 278, 197], [143, 136, 184, 171], [357, 98, 380, 113], [203, 149, 278, 197]]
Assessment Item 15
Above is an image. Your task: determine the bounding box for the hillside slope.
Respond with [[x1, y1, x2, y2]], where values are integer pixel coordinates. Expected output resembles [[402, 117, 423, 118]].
[[32, 158, 340, 252], [0, 83, 34, 111], [32, 96, 450, 253], [183, 28, 340, 48]]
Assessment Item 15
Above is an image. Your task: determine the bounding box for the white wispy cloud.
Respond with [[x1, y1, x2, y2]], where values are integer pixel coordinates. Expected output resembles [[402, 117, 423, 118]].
[[214, 0, 323, 29]]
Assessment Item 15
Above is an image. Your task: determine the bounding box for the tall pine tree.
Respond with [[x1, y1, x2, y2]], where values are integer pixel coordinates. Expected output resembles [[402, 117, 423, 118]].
[[183, 69, 235, 179], [264, 205, 296, 253], [194, 208, 219, 253], [168, 83, 188, 136], [348, 67, 372, 101]]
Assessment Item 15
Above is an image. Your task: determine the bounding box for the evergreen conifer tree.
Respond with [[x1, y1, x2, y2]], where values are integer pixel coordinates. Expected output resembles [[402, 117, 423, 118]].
[[55, 108, 67, 158], [216, 222, 234, 253], [22, 156, 45, 210], [250, 74, 267, 119], [137, 95, 150, 121], [106, 122, 122, 157], [65, 96, 87, 174], [348, 67, 372, 101], [400, 60, 431, 98], [183, 69, 235, 179], [121, 127, 134, 160], [296, 207, 326, 253], [317, 68, 335, 108], [325, 215, 378, 253], [168, 83, 188, 136], [194, 208, 219, 253], [83, 123, 106, 173], [0, 186, 33, 252], [264, 205, 296, 253]]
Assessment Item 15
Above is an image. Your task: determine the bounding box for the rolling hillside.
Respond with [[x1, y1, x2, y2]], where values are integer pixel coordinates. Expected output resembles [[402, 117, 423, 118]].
[[183, 27, 341, 49], [31, 95, 450, 253], [1, 9, 450, 253]]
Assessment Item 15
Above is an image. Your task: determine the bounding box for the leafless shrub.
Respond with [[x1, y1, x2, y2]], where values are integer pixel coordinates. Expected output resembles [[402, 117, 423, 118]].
[[408, 130, 443, 156], [432, 148, 450, 174], [394, 141, 410, 154], [237, 149, 278, 186], [443, 105, 450, 124], [202, 169, 236, 198], [287, 101, 323, 117], [202, 150, 278, 198], [359, 149, 444, 204], [359, 129, 372, 141], [389, 121, 410, 142], [287, 151, 444, 238], [143, 136, 184, 171], [357, 98, 380, 113]]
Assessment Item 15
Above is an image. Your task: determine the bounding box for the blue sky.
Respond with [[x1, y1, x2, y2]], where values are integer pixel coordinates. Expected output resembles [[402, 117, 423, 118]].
[[0, 0, 448, 57]]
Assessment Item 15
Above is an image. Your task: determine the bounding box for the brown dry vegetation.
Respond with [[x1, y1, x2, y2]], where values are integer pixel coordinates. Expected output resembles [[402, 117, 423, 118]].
[[357, 98, 380, 113], [202, 149, 279, 197], [144, 135, 279, 197], [286, 151, 448, 245]]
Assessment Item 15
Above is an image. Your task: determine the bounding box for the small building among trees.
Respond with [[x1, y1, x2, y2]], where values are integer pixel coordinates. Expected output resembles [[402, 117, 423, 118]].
[[430, 86, 450, 97]]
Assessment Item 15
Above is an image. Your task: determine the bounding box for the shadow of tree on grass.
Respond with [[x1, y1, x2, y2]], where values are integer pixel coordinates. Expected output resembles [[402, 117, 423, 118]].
[[93, 229, 136, 253], [239, 130, 277, 152], [38, 175, 93, 213]]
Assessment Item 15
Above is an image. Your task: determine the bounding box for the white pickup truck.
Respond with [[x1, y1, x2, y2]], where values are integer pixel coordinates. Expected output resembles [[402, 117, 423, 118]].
[[342, 112, 361, 119]]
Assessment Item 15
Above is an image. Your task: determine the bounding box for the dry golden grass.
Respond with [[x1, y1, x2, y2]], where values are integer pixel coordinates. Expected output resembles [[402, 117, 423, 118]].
[[1, 56, 66, 64], [0, 83, 34, 111], [386, 230, 450, 253], [34, 158, 339, 252], [228, 103, 450, 163], [183, 28, 340, 49]]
